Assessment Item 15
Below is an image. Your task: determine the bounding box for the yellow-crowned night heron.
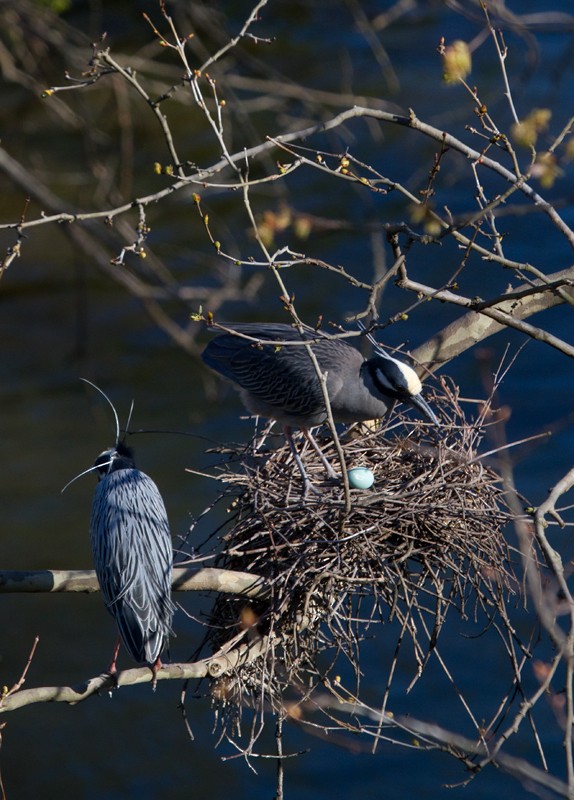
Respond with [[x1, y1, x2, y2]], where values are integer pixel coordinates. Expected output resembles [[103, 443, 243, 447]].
[[87, 388, 175, 684], [202, 322, 438, 486]]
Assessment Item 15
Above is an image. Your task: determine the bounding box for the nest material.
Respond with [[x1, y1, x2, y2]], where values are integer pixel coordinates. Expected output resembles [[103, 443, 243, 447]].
[[201, 382, 515, 728]]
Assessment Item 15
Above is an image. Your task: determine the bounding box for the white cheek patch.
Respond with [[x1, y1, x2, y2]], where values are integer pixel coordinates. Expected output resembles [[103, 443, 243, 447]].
[[390, 357, 422, 396]]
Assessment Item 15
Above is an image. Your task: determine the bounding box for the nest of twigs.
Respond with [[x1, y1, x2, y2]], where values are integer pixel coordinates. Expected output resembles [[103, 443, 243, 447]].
[[199, 378, 516, 733]]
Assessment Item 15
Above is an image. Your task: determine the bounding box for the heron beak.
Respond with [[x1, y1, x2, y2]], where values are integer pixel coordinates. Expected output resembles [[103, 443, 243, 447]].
[[408, 392, 440, 426]]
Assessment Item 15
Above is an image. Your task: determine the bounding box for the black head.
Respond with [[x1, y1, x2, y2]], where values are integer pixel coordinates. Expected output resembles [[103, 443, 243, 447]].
[[93, 441, 136, 480], [367, 355, 439, 425]]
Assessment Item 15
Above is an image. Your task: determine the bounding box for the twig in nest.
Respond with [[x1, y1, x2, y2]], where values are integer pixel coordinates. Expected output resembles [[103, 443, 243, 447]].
[[193, 378, 519, 750]]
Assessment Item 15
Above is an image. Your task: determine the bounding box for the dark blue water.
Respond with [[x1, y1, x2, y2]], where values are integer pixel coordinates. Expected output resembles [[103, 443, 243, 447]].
[[1, 1, 574, 797]]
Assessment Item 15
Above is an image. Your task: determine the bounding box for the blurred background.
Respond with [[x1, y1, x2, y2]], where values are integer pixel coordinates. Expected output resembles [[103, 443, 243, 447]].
[[1, 0, 574, 797]]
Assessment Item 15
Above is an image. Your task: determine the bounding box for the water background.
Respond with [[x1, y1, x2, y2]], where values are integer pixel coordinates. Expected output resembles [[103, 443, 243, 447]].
[[1, 1, 574, 797]]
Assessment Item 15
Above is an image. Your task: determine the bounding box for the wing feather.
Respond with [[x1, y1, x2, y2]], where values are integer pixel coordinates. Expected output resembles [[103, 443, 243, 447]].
[[90, 469, 175, 664]]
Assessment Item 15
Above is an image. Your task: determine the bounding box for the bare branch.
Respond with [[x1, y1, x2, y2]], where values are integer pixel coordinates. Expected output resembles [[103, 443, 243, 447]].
[[411, 265, 574, 369], [0, 633, 274, 714], [0, 567, 267, 597]]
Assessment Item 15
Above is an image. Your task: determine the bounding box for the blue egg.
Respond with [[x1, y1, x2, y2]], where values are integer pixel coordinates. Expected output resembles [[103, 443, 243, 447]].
[[347, 467, 374, 490]]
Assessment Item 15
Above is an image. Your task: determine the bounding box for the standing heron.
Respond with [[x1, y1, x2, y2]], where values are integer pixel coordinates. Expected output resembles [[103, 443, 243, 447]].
[[201, 322, 439, 486], [85, 383, 175, 685]]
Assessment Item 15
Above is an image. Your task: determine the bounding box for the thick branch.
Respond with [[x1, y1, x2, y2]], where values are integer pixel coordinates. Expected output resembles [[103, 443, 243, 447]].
[[0, 634, 274, 713], [410, 265, 574, 369], [0, 563, 275, 714], [398, 716, 570, 797], [316, 694, 570, 797], [0, 567, 267, 597]]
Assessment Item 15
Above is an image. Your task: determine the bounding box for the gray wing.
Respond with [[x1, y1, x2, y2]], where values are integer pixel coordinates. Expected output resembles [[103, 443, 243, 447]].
[[202, 323, 358, 421], [90, 469, 175, 664]]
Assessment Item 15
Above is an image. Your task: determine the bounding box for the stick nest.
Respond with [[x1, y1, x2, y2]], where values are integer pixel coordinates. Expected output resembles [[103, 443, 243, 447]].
[[199, 380, 516, 735]]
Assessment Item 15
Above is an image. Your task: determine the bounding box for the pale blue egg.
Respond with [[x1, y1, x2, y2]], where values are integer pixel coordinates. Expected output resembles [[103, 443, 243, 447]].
[[347, 467, 374, 490]]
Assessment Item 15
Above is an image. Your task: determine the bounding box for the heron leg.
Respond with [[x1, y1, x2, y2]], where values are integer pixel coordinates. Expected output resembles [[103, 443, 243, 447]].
[[283, 426, 319, 495], [150, 656, 162, 691], [302, 428, 339, 480], [103, 636, 121, 691], [107, 636, 121, 675]]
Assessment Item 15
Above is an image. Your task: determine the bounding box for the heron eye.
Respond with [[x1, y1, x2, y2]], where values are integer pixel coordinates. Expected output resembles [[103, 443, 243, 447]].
[[375, 363, 408, 394]]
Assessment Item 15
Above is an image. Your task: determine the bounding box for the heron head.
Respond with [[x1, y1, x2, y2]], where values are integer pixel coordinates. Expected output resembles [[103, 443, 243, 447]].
[[370, 355, 439, 425], [93, 441, 136, 479]]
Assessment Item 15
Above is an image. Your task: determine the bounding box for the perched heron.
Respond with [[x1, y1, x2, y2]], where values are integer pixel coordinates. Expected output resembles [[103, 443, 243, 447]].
[[84, 383, 175, 685], [201, 322, 439, 486]]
